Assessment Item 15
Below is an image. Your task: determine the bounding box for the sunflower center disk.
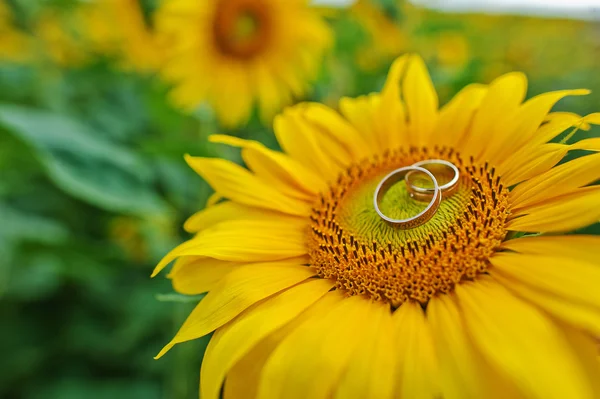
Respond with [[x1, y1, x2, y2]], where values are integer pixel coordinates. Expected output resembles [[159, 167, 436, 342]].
[[213, 0, 271, 58], [308, 147, 510, 307]]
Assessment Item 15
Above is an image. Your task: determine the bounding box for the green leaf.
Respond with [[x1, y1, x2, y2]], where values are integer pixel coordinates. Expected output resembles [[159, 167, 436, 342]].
[[0, 203, 69, 244], [155, 293, 206, 303], [5, 252, 63, 301], [0, 105, 168, 215]]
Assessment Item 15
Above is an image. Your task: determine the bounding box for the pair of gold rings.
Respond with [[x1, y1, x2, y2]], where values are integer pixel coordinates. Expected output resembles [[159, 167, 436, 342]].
[[373, 159, 459, 229]]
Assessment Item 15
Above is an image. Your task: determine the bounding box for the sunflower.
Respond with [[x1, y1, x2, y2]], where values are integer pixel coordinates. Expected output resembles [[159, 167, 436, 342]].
[[154, 0, 332, 128], [350, 0, 406, 71], [0, 1, 31, 63], [78, 0, 161, 73], [154, 54, 600, 399], [33, 9, 90, 67], [436, 31, 470, 68]]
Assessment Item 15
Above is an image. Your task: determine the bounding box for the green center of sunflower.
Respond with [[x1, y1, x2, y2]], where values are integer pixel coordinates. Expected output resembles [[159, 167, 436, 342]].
[[307, 147, 510, 307], [213, 0, 271, 59]]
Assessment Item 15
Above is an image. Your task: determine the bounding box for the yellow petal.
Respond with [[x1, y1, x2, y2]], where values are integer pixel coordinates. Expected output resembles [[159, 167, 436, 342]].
[[380, 55, 409, 149], [359, 89, 410, 155], [403, 54, 438, 145], [213, 66, 253, 128], [365, 94, 388, 150], [223, 339, 272, 399], [500, 143, 568, 187], [492, 271, 600, 337], [507, 186, 600, 233], [490, 252, 600, 318], [222, 334, 276, 399], [184, 201, 283, 234], [299, 102, 371, 160], [333, 301, 395, 399], [167, 74, 208, 111], [185, 155, 311, 216], [224, 291, 345, 399], [206, 191, 223, 207], [393, 301, 440, 399], [502, 124, 600, 185], [241, 150, 318, 201], [381, 54, 409, 104], [201, 279, 333, 399], [427, 294, 486, 399], [433, 83, 487, 148], [493, 89, 589, 162], [152, 218, 309, 276], [291, 105, 356, 169], [339, 94, 382, 152], [466, 72, 527, 159], [253, 60, 285, 124], [273, 108, 344, 181], [209, 134, 327, 199], [169, 257, 239, 295], [155, 263, 316, 358], [571, 137, 600, 151], [559, 322, 600, 395], [429, 293, 527, 399], [510, 152, 600, 211], [271, 58, 306, 99], [456, 277, 596, 399], [257, 295, 373, 399], [584, 112, 600, 125], [530, 112, 585, 147], [501, 234, 600, 265]]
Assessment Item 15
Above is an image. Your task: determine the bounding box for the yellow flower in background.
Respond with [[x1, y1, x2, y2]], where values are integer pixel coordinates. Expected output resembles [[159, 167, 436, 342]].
[[22, 1, 159, 71], [0, 1, 32, 62], [109, 214, 178, 264], [155, 0, 332, 127], [79, 0, 161, 73], [436, 31, 469, 68], [154, 54, 600, 398], [109, 216, 150, 263], [351, 0, 405, 71], [33, 10, 89, 67], [76, 4, 118, 55]]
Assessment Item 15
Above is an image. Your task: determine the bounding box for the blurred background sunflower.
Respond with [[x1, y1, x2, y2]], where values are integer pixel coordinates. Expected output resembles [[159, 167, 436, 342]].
[[155, 0, 332, 127], [0, 0, 599, 398]]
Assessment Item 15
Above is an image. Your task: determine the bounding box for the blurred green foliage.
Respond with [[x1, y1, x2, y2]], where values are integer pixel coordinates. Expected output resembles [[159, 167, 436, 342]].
[[0, 0, 599, 398]]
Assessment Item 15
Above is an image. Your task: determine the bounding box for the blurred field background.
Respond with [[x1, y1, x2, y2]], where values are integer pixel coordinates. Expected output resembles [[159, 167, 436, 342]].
[[1, 0, 599, 398]]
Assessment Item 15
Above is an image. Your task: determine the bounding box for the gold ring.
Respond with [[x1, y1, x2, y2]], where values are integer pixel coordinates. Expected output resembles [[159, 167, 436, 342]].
[[405, 159, 459, 201], [373, 166, 441, 229]]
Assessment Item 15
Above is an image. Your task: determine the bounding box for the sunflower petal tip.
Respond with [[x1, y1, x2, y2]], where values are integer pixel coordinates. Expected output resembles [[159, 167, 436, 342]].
[[273, 113, 284, 126], [495, 70, 528, 86], [150, 265, 164, 278], [389, 53, 411, 65], [184, 154, 210, 171], [152, 252, 177, 278], [564, 88, 591, 97], [154, 342, 175, 360], [182, 222, 193, 234], [583, 113, 600, 125], [408, 53, 425, 64], [209, 134, 243, 147]]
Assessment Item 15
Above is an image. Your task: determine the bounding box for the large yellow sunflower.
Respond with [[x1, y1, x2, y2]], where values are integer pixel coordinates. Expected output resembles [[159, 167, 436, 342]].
[[154, 0, 332, 128], [154, 54, 600, 399]]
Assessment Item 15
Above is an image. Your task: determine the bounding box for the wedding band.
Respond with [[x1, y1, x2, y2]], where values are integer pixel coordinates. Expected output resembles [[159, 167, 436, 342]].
[[373, 166, 441, 229], [405, 159, 459, 201]]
